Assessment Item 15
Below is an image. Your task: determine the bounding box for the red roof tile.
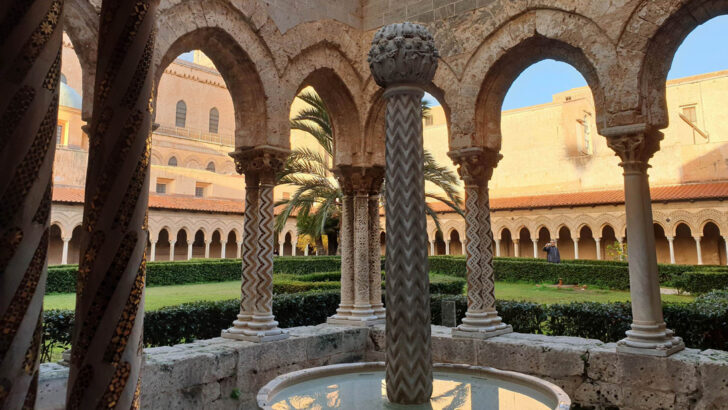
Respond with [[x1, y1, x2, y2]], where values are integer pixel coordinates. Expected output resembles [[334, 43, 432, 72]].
[[53, 182, 728, 216]]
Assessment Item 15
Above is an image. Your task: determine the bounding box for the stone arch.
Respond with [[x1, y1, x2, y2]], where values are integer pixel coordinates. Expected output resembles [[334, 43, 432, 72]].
[[666, 210, 697, 237], [62, 0, 98, 121], [154, 4, 273, 148], [363, 81, 452, 167], [183, 157, 202, 170], [463, 8, 616, 150], [629, 0, 728, 128], [697, 209, 726, 234], [284, 56, 363, 166]]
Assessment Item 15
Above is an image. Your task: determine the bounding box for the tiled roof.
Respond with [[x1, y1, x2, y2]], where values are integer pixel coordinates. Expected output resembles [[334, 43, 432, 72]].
[[427, 182, 728, 213], [53, 186, 245, 214], [53, 182, 728, 216]]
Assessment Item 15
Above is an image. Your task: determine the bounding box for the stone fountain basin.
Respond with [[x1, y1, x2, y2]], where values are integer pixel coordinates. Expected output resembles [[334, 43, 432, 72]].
[[257, 362, 571, 409]]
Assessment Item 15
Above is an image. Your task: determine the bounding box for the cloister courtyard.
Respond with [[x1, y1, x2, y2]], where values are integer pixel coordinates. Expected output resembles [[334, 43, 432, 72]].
[[3, 0, 728, 409]]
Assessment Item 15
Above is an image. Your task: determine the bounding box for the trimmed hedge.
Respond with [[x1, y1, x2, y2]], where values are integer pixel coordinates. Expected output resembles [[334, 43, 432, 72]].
[[672, 271, 728, 294], [46, 255, 728, 294], [42, 289, 728, 361]]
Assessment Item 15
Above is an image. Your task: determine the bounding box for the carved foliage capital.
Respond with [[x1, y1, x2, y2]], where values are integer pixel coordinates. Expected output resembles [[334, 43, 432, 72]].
[[603, 124, 663, 172], [368, 22, 439, 88], [230, 146, 290, 184], [448, 148, 502, 186], [335, 166, 385, 196]]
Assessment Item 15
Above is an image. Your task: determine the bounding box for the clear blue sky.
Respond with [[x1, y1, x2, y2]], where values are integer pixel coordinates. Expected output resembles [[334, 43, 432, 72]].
[[180, 15, 728, 111], [500, 15, 728, 111]]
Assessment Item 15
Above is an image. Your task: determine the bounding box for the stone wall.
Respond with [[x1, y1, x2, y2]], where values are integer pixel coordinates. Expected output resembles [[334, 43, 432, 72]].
[[38, 324, 728, 409], [362, 0, 488, 29]]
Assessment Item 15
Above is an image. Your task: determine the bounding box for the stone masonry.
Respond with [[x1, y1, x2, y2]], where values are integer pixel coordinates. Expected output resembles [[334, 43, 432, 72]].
[[37, 324, 728, 410]]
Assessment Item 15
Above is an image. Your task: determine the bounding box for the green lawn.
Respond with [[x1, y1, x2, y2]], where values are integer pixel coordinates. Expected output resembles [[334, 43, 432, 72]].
[[43, 280, 694, 311]]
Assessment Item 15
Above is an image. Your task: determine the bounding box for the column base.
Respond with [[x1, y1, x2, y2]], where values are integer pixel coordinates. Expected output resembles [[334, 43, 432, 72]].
[[616, 324, 685, 357], [372, 305, 385, 320], [327, 315, 385, 327], [452, 310, 513, 340], [221, 328, 289, 343]]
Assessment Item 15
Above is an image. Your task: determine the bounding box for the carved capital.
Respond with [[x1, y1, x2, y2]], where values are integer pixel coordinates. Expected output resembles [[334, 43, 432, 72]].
[[335, 166, 385, 196], [229, 145, 290, 183], [602, 124, 663, 172], [368, 22, 439, 88], [448, 147, 502, 186]]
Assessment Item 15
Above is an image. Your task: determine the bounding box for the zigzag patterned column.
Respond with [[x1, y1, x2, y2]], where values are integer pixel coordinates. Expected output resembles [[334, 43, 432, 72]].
[[450, 149, 512, 339], [368, 171, 385, 319], [66, 0, 158, 408], [369, 22, 438, 405], [221, 172, 259, 340], [226, 147, 289, 342], [0, 0, 63, 407], [605, 124, 684, 357]]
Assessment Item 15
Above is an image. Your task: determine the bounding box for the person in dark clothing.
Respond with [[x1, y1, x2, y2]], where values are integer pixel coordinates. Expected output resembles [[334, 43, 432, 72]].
[[543, 240, 561, 263]]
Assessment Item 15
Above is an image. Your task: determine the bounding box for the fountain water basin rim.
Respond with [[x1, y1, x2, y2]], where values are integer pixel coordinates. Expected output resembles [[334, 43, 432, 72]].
[[257, 362, 571, 409]]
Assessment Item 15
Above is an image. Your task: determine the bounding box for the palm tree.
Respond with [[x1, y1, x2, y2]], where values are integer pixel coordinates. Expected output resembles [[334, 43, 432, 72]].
[[275, 91, 463, 255]]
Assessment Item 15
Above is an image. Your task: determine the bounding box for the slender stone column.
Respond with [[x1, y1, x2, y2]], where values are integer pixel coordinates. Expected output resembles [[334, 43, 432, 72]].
[[369, 175, 385, 319], [0, 0, 63, 406], [723, 237, 728, 266], [221, 241, 227, 258], [304, 246, 309, 256], [513, 240, 520, 257], [186, 243, 193, 260], [664, 236, 674, 263], [495, 239, 501, 257], [236, 241, 242, 259], [595, 238, 602, 260], [150, 240, 156, 262], [66, 0, 159, 407], [430, 240, 435, 255], [329, 166, 383, 326], [605, 124, 683, 357], [573, 238, 580, 259], [203, 239, 210, 258], [369, 22, 437, 404], [444, 239, 450, 255], [278, 241, 284, 257], [328, 179, 354, 322], [169, 240, 175, 261], [62, 238, 71, 265], [223, 147, 289, 342], [532, 239, 538, 258], [222, 173, 258, 340], [693, 236, 703, 265], [450, 148, 512, 340]]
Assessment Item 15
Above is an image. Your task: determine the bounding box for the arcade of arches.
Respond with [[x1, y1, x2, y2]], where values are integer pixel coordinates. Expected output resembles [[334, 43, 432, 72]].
[[4, 0, 728, 409]]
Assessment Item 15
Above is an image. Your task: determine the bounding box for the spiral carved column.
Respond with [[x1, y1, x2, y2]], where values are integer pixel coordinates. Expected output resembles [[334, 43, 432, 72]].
[[329, 166, 384, 326], [224, 147, 289, 342], [605, 124, 684, 357], [449, 148, 512, 339], [0, 0, 63, 407], [222, 173, 259, 339], [66, 0, 159, 408], [369, 22, 438, 405]]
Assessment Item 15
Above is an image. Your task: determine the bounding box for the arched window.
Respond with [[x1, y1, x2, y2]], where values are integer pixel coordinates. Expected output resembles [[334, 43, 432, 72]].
[[175, 100, 186, 128], [209, 107, 219, 134], [168, 156, 177, 166], [206, 161, 216, 172]]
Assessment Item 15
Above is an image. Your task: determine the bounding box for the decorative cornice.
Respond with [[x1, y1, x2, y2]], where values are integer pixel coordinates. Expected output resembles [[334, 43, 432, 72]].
[[163, 66, 227, 89]]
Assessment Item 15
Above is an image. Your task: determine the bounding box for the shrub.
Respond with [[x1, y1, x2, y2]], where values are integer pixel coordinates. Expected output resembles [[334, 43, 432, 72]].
[[672, 271, 728, 294], [41, 289, 728, 360]]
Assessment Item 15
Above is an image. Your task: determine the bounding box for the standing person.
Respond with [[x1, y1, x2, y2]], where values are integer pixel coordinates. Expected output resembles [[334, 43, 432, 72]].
[[543, 240, 561, 263]]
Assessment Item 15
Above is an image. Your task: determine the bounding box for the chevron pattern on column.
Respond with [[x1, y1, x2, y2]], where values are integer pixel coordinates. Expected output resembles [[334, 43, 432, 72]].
[[479, 186, 496, 309], [384, 90, 433, 404], [464, 185, 483, 311], [66, 1, 158, 408], [0, 0, 62, 407]]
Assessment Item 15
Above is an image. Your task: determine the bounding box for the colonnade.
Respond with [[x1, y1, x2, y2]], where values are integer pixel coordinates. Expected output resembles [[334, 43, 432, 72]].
[[327, 166, 385, 325]]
